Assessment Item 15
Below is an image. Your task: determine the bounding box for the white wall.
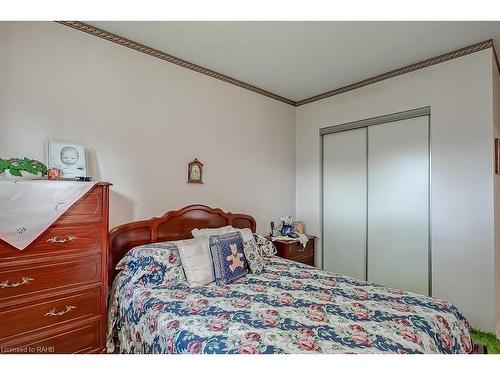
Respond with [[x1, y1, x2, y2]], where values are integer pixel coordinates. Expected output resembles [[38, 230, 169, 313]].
[[0, 22, 296, 232], [296, 49, 498, 333]]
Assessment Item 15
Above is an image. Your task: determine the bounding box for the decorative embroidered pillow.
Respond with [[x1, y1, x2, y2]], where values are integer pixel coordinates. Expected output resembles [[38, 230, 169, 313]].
[[116, 241, 186, 286], [176, 236, 215, 287], [253, 234, 277, 257], [191, 226, 254, 243], [209, 231, 248, 285], [242, 238, 265, 274], [191, 225, 233, 238], [232, 227, 254, 242]]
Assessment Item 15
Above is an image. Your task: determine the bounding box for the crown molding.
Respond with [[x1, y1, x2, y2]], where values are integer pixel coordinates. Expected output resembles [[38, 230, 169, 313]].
[[56, 22, 496, 108], [492, 43, 500, 75], [56, 21, 296, 106], [296, 39, 495, 106]]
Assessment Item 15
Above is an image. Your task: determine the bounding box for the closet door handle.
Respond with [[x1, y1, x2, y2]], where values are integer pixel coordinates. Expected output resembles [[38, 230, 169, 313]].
[[45, 305, 76, 317], [47, 235, 77, 244], [0, 276, 34, 288]]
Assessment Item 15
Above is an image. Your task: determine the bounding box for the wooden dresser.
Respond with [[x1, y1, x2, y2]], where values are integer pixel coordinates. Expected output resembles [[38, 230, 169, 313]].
[[0, 182, 110, 354], [270, 235, 316, 267]]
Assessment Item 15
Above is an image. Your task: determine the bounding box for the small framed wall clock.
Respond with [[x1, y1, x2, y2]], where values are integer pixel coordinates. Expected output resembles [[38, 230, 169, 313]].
[[187, 158, 203, 183]]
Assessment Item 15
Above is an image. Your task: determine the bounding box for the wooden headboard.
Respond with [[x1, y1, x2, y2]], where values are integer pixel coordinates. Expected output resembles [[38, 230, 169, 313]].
[[108, 204, 256, 285]]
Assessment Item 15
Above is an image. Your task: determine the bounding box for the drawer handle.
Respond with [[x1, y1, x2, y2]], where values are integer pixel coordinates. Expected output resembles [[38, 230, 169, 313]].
[[0, 276, 34, 289], [45, 305, 76, 317], [46, 235, 77, 244]]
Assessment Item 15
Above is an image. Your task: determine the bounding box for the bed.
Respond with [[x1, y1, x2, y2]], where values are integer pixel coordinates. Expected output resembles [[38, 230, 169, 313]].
[[106, 205, 472, 354]]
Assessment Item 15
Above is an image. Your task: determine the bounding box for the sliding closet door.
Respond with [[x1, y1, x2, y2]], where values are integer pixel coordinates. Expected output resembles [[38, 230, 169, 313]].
[[323, 128, 367, 280], [367, 116, 429, 295]]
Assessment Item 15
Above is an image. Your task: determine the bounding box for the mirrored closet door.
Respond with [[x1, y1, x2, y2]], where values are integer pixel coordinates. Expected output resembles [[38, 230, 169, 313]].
[[322, 108, 430, 296]]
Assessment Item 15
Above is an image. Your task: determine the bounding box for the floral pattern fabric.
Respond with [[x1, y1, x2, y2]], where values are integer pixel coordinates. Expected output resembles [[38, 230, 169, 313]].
[[107, 257, 472, 354], [116, 241, 185, 286], [253, 234, 277, 257], [243, 238, 265, 274]]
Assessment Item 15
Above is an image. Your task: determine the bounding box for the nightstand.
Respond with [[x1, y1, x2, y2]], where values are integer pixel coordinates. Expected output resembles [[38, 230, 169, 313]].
[[269, 235, 316, 266]]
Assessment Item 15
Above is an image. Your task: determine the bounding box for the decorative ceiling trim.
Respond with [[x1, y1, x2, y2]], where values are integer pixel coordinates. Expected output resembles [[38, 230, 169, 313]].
[[296, 39, 494, 106], [55, 22, 495, 108], [492, 43, 500, 75], [56, 21, 296, 106]]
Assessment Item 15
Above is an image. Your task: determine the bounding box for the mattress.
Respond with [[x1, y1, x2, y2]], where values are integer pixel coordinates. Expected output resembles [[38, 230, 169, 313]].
[[107, 257, 472, 354]]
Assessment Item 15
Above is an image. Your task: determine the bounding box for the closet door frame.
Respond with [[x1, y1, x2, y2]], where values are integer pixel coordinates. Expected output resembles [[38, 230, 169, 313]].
[[320, 106, 432, 296]]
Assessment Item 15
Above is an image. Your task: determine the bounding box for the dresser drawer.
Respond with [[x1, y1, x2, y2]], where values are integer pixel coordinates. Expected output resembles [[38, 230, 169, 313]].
[[56, 186, 103, 225], [292, 254, 314, 267], [0, 288, 101, 341], [0, 254, 101, 306], [2, 317, 101, 354], [286, 239, 314, 259], [0, 224, 103, 261]]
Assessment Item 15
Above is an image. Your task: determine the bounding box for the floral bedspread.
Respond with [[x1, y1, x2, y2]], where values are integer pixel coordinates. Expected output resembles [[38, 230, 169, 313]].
[[107, 257, 472, 354]]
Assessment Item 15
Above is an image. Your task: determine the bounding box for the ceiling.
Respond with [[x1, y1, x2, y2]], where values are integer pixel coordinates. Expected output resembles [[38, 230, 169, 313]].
[[87, 21, 500, 102]]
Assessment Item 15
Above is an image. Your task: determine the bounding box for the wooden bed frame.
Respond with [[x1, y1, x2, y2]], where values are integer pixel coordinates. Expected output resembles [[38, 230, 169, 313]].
[[108, 204, 256, 286]]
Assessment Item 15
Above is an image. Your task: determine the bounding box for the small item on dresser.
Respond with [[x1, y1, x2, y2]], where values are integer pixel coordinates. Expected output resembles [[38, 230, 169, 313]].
[[279, 215, 296, 237], [74, 176, 92, 182], [47, 140, 87, 179], [60, 176, 93, 182], [47, 168, 61, 180], [270, 221, 276, 236], [0, 157, 48, 180], [292, 221, 304, 234], [272, 216, 300, 239]]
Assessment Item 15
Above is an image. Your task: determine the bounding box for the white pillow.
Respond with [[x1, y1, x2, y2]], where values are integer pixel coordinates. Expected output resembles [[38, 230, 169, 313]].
[[191, 225, 233, 238], [176, 236, 214, 286], [232, 227, 254, 243], [191, 226, 254, 243]]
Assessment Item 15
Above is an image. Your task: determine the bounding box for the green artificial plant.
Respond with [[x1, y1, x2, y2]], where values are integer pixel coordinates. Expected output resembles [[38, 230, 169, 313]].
[[0, 157, 48, 177], [470, 328, 500, 354]]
